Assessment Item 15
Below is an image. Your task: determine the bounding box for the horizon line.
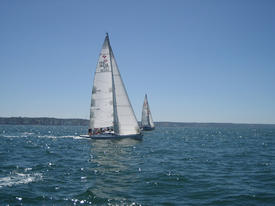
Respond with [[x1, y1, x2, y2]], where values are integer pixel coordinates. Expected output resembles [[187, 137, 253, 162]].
[[0, 116, 274, 126]]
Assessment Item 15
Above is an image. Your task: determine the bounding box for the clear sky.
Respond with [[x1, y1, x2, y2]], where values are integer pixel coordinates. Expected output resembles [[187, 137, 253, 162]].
[[0, 0, 274, 124]]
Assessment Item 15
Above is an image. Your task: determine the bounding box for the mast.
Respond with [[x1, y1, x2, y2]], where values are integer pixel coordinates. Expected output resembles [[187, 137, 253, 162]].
[[106, 33, 119, 133]]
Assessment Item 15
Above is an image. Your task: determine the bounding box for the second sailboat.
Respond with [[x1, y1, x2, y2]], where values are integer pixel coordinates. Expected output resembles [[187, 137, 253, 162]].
[[141, 94, 155, 131]]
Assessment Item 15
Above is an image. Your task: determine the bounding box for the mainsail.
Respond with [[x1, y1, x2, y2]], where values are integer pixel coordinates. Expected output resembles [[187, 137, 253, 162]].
[[89, 34, 140, 136], [89, 36, 113, 130], [141, 94, 155, 129]]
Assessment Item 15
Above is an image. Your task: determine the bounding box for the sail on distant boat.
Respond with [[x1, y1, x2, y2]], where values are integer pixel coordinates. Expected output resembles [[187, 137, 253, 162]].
[[83, 33, 141, 139], [141, 94, 155, 131]]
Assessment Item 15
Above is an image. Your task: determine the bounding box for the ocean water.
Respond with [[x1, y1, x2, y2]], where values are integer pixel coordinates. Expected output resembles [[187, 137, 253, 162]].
[[0, 124, 275, 205]]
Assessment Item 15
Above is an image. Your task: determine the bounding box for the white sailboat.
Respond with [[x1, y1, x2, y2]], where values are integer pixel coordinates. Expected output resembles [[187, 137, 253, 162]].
[[141, 94, 155, 131], [84, 33, 142, 139]]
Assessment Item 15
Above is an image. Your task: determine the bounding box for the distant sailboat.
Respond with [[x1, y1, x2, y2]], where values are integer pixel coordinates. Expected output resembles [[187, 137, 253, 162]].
[[141, 94, 155, 131], [82, 33, 142, 139]]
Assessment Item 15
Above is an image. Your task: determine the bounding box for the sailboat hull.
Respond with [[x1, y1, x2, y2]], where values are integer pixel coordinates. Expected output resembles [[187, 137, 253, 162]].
[[142, 126, 155, 131], [80, 133, 143, 140]]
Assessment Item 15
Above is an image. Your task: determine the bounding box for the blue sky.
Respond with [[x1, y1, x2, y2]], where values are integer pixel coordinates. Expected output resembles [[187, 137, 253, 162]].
[[0, 0, 274, 124]]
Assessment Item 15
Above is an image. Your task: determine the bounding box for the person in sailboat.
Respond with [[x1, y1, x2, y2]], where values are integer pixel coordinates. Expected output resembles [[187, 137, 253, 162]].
[[88, 128, 92, 136], [88, 126, 114, 136]]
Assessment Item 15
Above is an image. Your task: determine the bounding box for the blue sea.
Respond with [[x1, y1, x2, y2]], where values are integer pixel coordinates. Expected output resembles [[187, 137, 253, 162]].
[[0, 124, 275, 205]]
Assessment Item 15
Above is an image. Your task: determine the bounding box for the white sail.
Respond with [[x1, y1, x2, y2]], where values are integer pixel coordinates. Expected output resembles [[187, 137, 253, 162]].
[[89, 36, 113, 130], [141, 94, 154, 128], [141, 96, 149, 126], [148, 108, 154, 128], [109, 47, 140, 136]]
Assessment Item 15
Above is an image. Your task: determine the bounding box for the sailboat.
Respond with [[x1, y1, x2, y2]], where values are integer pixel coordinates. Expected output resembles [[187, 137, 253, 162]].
[[83, 33, 142, 139], [141, 94, 155, 131]]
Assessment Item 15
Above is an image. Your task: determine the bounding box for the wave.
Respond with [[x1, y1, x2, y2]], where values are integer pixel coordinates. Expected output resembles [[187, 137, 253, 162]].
[[0, 135, 20, 138], [1, 134, 87, 140], [36, 135, 87, 139], [0, 172, 42, 188]]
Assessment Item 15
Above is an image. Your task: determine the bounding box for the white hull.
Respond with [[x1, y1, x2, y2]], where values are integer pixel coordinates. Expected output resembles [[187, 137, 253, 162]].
[[142, 126, 155, 131], [80, 133, 142, 140]]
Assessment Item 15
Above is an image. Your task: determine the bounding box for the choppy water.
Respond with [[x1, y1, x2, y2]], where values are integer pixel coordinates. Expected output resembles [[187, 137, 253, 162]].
[[0, 124, 275, 205]]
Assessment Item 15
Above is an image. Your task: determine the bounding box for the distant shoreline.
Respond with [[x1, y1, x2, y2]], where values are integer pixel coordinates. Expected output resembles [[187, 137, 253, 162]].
[[0, 117, 88, 126], [0, 117, 274, 127]]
